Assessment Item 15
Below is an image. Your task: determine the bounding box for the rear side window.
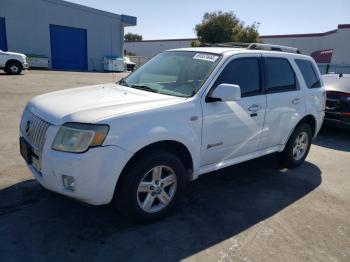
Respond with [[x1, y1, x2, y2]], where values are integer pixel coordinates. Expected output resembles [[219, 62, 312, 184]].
[[214, 58, 261, 97], [295, 59, 321, 88], [265, 58, 296, 92]]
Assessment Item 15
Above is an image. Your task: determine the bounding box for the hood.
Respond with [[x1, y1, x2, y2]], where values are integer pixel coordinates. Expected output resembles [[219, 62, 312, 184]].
[[323, 74, 350, 93], [27, 83, 186, 125], [1, 51, 26, 58]]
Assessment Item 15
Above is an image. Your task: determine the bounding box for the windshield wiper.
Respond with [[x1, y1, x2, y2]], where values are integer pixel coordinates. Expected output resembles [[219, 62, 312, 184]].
[[131, 84, 159, 93], [118, 78, 130, 87]]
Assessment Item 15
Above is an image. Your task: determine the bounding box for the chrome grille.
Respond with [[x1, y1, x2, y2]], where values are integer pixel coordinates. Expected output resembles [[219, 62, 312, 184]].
[[20, 109, 50, 150]]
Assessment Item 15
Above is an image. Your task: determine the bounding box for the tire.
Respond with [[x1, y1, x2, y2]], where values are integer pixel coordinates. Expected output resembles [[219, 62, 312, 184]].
[[277, 123, 312, 168], [115, 150, 187, 223], [5, 61, 22, 75]]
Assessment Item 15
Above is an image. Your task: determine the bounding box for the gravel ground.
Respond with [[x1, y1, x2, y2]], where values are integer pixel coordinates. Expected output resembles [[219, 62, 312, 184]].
[[0, 70, 349, 262]]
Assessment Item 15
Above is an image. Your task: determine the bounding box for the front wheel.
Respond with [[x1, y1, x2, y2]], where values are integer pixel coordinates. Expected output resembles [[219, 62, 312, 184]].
[[115, 150, 187, 223], [277, 123, 312, 168], [5, 61, 22, 75]]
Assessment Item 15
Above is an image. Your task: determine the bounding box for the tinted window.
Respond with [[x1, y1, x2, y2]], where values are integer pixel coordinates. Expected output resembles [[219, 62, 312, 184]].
[[295, 59, 320, 88], [214, 58, 260, 96], [265, 58, 296, 92]]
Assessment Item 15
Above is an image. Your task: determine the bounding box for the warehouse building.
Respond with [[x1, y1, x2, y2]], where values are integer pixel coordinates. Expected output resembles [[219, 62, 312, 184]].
[[261, 24, 350, 67], [125, 24, 350, 73], [125, 38, 196, 58], [0, 0, 136, 71]]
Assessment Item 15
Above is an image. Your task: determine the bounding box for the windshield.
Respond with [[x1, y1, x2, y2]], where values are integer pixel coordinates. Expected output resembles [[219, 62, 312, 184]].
[[120, 51, 221, 97]]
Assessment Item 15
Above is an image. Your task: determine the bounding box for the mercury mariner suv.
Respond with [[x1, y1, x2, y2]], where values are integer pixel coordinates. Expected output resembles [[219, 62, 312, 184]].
[[19, 44, 325, 222]]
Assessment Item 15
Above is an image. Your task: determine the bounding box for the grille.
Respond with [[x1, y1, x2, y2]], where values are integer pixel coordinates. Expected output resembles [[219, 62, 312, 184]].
[[20, 109, 50, 149]]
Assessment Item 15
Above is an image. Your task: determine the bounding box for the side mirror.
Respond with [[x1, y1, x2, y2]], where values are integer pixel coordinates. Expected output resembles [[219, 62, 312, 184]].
[[206, 83, 241, 102]]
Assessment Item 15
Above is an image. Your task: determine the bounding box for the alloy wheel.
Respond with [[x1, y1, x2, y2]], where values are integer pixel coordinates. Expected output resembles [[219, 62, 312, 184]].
[[136, 165, 177, 213], [292, 131, 309, 161]]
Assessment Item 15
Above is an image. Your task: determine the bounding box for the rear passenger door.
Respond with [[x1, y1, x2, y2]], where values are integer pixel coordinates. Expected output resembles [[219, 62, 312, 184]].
[[259, 54, 306, 149]]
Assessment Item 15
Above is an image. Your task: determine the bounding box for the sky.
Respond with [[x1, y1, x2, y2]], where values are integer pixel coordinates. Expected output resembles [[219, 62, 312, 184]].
[[68, 0, 350, 40]]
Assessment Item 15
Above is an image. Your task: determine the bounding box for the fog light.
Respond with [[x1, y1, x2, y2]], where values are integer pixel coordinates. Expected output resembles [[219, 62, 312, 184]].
[[62, 175, 75, 191]]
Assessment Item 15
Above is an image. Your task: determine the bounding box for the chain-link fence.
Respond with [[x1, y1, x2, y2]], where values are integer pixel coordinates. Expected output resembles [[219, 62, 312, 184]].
[[318, 64, 350, 75]]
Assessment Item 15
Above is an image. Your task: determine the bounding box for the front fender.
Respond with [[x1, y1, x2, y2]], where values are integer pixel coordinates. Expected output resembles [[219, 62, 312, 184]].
[[102, 101, 202, 171]]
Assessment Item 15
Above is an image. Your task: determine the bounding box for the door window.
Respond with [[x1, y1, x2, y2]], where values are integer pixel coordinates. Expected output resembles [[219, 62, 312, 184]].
[[265, 58, 296, 92], [214, 58, 261, 97]]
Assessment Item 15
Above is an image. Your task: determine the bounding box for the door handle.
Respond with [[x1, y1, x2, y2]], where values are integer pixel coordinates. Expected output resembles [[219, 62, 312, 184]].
[[248, 104, 262, 112], [292, 98, 301, 105]]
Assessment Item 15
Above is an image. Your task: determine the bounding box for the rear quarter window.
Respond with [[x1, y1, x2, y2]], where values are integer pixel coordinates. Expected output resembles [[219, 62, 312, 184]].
[[295, 59, 321, 88]]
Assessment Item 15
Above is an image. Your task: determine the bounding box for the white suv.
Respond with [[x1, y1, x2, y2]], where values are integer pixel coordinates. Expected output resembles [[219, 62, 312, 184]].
[[19, 46, 325, 222], [0, 49, 29, 74]]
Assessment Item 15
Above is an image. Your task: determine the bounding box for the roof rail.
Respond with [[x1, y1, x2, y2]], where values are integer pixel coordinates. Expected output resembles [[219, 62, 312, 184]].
[[200, 42, 250, 48], [199, 42, 301, 54], [248, 43, 301, 54]]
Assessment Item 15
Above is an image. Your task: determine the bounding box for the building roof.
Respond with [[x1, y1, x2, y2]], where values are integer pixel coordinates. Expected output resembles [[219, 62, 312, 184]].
[[45, 0, 136, 26], [261, 24, 350, 39]]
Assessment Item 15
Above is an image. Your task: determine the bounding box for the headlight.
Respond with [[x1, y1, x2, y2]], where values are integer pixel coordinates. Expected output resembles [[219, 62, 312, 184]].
[[52, 123, 109, 153]]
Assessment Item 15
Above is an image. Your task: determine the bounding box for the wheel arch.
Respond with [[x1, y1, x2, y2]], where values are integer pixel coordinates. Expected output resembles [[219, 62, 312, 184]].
[[5, 59, 22, 68], [113, 140, 194, 200], [283, 114, 317, 149], [296, 114, 317, 137]]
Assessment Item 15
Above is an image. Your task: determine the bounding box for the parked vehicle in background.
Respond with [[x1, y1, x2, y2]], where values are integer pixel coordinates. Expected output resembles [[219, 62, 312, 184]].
[[124, 56, 136, 71], [19, 45, 325, 223], [0, 49, 29, 74], [323, 73, 350, 128], [103, 56, 125, 72]]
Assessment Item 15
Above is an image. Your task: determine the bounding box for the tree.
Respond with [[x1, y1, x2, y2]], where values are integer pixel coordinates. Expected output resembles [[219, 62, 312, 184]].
[[194, 11, 260, 44], [124, 33, 143, 41]]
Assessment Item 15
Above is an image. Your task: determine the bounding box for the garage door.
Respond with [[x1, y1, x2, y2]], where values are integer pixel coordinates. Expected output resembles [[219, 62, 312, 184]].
[[50, 25, 87, 71], [0, 17, 7, 51]]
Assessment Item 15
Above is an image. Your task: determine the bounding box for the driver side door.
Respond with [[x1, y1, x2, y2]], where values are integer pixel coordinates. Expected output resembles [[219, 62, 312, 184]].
[[201, 54, 267, 167]]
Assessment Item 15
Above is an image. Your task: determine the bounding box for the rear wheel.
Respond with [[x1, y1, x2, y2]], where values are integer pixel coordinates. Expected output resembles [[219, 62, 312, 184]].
[[5, 61, 22, 75], [115, 150, 187, 223], [277, 123, 312, 168]]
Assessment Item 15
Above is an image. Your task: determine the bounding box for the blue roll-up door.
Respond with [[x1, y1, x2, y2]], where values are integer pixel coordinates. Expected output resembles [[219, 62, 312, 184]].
[[50, 25, 87, 71], [0, 17, 7, 51]]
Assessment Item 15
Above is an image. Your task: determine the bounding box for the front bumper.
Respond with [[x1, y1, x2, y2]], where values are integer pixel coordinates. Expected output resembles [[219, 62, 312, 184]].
[[324, 111, 350, 129], [25, 141, 133, 205], [22, 62, 29, 69]]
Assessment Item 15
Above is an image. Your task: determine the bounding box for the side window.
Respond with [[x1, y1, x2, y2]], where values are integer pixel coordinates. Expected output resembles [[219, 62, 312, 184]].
[[214, 58, 261, 97], [295, 59, 321, 88], [265, 57, 296, 92]]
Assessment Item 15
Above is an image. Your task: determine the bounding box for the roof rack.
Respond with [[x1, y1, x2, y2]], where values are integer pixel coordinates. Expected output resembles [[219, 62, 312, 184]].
[[247, 43, 301, 54], [200, 42, 250, 48], [200, 42, 301, 54]]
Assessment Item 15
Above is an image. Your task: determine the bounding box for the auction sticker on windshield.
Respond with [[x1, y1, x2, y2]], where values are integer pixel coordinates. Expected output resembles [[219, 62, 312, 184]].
[[193, 53, 219, 62]]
